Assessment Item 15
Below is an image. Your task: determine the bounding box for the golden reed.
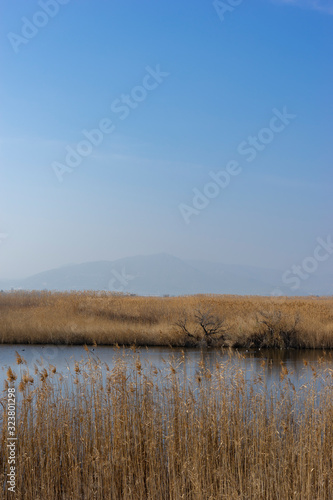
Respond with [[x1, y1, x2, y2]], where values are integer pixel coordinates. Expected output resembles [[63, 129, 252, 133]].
[[1, 351, 333, 499], [0, 291, 332, 348]]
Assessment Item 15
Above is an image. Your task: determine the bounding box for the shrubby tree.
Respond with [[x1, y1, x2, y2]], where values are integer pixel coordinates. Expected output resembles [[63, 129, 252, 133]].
[[175, 307, 227, 347]]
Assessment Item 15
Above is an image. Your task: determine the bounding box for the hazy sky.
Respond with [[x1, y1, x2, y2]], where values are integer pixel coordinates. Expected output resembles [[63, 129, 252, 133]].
[[0, 0, 332, 279]]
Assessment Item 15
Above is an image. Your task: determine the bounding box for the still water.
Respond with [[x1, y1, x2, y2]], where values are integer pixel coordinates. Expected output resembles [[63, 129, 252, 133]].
[[1, 344, 332, 393]]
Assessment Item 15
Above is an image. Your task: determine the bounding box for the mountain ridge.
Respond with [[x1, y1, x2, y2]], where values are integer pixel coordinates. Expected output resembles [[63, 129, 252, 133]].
[[1, 253, 332, 296]]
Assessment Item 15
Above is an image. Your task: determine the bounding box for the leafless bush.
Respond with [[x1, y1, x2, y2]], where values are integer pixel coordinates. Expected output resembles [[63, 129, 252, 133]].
[[175, 307, 227, 347], [194, 308, 227, 346], [245, 310, 303, 349]]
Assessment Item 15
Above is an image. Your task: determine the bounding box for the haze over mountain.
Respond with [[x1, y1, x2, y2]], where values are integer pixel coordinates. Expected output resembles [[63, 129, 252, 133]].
[[0, 254, 331, 296]]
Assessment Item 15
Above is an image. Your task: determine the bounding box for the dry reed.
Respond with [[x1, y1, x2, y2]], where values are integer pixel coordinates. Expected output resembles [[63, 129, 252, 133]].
[[0, 291, 333, 349], [0, 351, 333, 499]]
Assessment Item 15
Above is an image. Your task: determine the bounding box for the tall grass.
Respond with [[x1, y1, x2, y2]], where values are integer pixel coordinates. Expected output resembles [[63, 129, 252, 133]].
[[0, 291, 333, 348], [1, 351, 333, 499]]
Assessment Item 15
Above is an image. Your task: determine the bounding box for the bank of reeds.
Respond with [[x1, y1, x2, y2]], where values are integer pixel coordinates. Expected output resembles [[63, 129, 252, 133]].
[[0, 351, 333, 499], [0, 291, 333, 348]]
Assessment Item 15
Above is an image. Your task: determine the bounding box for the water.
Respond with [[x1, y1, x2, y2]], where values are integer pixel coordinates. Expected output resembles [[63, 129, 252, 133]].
[[1, 344, 332, 393]]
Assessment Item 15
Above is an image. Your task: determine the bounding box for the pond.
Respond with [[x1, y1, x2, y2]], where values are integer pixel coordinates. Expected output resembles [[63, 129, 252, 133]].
[[1, 344, 332, 394]]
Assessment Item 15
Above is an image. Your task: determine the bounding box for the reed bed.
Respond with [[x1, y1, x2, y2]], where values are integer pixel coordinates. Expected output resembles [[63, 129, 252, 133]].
[[0, 291, 333, 348], [0, 351, 333, 499]]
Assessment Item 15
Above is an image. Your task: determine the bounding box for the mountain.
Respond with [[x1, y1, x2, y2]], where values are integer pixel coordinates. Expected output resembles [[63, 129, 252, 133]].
[[0, 253, 332, 296]]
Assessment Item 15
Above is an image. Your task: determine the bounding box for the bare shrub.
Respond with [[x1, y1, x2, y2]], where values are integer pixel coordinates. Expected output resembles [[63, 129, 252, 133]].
[[175, 307, 227, 347], [194, 307, 228, 347], [245, 310, 303, 349]]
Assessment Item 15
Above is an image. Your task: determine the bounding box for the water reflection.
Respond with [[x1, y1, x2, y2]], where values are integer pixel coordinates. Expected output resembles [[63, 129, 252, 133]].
[[1, 345, 332, 394]]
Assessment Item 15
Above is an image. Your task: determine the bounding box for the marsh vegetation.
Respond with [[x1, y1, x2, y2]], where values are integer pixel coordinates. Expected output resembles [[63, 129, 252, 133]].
[[0, 291, 333, 349], [1, 351, 333, 499]]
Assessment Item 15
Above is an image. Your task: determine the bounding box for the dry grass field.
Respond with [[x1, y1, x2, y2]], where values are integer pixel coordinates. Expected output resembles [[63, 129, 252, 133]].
[[0, 291, 333, 348], [1, 351, 333, 499]]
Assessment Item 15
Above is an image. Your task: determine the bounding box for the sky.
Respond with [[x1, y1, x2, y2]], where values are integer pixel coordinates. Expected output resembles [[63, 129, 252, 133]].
[[0, 0, 332, 279]]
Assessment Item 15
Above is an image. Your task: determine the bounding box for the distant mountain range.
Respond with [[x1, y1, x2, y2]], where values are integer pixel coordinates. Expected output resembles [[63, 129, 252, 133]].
[[0, 253, 332, 296]]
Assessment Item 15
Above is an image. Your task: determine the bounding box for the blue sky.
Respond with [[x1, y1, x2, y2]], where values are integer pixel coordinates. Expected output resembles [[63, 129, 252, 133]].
[[0, 0, 332, 279]]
